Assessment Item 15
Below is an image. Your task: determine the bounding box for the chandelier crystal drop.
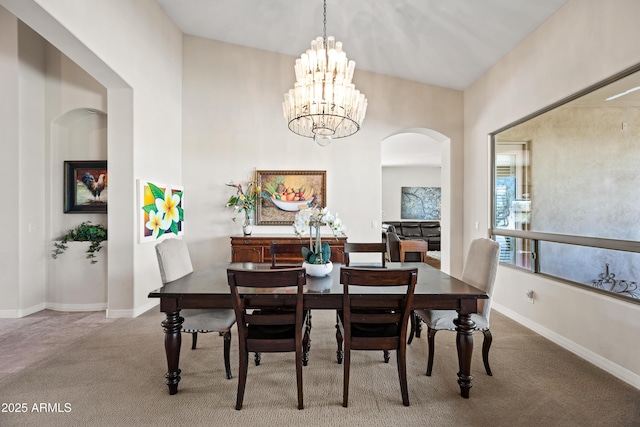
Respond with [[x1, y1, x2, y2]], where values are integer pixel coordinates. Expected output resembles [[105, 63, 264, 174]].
[[282, 1, 367, 146]]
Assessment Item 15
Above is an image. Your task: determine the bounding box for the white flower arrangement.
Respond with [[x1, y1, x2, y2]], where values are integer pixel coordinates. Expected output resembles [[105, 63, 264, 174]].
[[293, 206, 346, 264]]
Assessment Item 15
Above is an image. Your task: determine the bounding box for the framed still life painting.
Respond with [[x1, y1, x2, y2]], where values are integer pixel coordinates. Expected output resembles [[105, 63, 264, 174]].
[[256, 170, 326, 225]]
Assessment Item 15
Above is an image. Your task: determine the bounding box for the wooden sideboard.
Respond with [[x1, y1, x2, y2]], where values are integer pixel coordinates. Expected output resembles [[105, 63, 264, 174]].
[[230, 235, 347, 263]]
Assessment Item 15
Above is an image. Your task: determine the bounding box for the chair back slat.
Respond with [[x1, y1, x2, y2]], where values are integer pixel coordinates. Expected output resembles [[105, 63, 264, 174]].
[[245, 312, 296, 326], [270, 243, 306, 268], [230, 268, 304, 288], [343, 242, 387, 267], [351, 312, 402, 324]]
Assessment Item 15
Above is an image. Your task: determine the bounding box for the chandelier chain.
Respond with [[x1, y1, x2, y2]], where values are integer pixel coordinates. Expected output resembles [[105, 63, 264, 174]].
[[323, 0, 327, 45]]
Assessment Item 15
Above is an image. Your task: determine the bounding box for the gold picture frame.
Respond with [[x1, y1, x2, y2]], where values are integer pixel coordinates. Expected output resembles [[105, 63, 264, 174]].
[[256, 170, 326, 225]]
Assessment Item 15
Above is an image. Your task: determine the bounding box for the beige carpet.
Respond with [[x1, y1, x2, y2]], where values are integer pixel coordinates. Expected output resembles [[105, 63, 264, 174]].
[[1, 309, 638, 427]]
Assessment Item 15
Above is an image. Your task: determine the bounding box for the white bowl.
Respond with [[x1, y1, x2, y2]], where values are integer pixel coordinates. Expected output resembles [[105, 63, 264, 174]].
[[270, 197, 313, 212]]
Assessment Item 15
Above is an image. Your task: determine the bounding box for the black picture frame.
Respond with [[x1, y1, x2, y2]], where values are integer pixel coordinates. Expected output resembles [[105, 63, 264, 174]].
[[64, 160, 108, 213]]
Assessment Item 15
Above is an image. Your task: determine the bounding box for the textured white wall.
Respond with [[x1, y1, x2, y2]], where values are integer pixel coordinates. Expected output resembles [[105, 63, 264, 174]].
[[181, 36, 464, 272], [44, 0, 182, 315], [381, 166, 441, 221], [0, 7, 20, 314], [464, 0, 640, 386], [1, 0, 183, 316], [18, 22, 47, 313]]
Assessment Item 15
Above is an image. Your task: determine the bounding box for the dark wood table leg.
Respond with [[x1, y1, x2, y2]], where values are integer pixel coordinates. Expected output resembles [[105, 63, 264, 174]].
[[454, 311, 475, 398], [335, 321, 343, 364], [161, 310, 183, 395]]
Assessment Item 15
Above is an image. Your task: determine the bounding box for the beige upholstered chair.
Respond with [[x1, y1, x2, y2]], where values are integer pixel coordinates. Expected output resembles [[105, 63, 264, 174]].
[[155, 238, 236, 379], [410, 238, 499, 376]]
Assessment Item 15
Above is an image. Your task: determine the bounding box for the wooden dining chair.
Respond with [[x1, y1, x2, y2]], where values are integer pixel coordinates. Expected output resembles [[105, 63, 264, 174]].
[[227, 267, 310, 410], [343, 242, 387, 267], [155, 238, 236, 379], [340, 242, 390, 362], [268, 242, 313, 365], [409, 238, 499, 376], [337, 267, 418, 407], [270, 242, 306, 268]]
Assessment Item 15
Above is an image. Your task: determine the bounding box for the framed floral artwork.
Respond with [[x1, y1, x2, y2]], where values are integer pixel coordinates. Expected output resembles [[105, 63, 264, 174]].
[[256, 170, 326, 225], [64, 160, 108, 213], [138, 180, 184, 242]]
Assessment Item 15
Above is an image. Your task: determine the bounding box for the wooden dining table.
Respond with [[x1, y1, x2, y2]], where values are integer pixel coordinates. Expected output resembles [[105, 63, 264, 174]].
[[148, 262, 487, 398]]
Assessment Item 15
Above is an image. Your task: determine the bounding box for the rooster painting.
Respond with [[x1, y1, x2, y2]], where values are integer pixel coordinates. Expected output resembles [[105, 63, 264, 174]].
[[81, 172, 107, 201], [64, 161, 108, 213]]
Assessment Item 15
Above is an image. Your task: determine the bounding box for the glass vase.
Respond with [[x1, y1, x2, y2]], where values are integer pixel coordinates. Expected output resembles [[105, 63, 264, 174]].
[[242, 211, 252, 236]]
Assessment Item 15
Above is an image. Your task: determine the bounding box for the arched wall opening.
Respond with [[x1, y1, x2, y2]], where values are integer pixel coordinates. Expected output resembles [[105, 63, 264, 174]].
[[2, 0, 135, 317], [381, 128, 451, 273], [48, 108, 108, 310]]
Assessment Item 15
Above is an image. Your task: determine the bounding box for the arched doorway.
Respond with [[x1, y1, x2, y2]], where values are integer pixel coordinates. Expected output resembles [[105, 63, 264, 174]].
[[381, 128, 451, 273], [48, 108, 108, 310]]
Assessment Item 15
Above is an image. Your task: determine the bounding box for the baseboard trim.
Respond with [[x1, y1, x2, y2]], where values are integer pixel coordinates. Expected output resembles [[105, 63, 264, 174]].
[[106, 300, 158, 318], [1, 300, 160, 319], [0, 303, 47, 318], [45, 302, 107, 312], [493, 302, 640, 390]]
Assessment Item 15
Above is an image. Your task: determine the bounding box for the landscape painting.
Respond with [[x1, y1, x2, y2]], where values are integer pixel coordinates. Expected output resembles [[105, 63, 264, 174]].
[[401, 186, 441, 220]]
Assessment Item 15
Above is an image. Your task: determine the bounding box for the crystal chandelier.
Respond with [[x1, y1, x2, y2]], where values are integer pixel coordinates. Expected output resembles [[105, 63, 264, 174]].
[[282, 0, 368, 146]]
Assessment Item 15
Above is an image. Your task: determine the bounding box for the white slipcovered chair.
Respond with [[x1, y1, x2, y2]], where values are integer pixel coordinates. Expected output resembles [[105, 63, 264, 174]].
[[410, 238, 500, 376], [155, 238, 236, 379]]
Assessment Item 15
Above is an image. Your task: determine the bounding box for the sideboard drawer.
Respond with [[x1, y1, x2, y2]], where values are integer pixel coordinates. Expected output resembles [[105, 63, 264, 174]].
[[230, 235, 347, 263]]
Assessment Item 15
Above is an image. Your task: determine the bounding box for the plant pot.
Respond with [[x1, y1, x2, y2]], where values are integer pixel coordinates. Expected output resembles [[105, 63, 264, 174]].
[[303, 261, 333, 277]]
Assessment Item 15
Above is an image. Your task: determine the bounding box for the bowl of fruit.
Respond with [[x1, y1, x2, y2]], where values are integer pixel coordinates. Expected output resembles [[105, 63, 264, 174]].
[[269, 187, 315, 211]]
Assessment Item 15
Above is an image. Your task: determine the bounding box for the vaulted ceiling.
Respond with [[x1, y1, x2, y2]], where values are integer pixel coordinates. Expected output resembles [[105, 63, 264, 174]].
[[157, 0, 569, 166], [158, 0, 568, 90]]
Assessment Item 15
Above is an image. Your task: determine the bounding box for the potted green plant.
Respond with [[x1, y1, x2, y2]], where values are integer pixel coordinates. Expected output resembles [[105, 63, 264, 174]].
[[51, 221, 107, 264]]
